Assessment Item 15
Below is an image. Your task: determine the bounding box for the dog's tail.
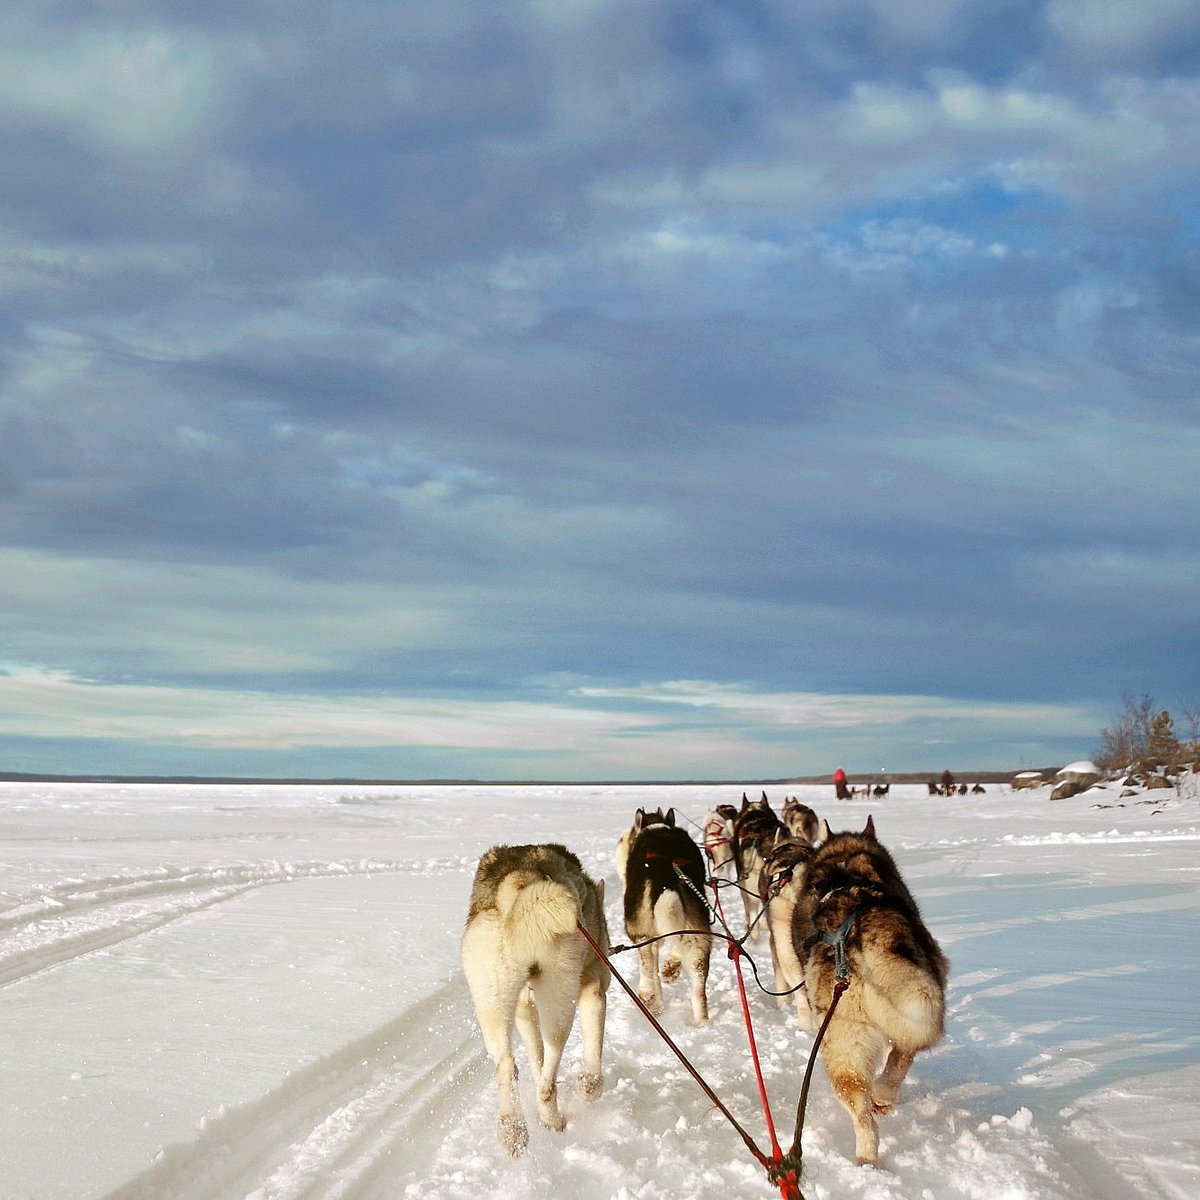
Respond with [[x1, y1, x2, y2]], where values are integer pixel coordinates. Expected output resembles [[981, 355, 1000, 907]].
[[496, 870, 580, 947], [860, 950, 948, 1050], [652, 888, 690, 936]]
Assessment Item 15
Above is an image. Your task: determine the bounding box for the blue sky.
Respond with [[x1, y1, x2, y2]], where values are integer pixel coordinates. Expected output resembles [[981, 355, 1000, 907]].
[[2, 1, 1198, 781]]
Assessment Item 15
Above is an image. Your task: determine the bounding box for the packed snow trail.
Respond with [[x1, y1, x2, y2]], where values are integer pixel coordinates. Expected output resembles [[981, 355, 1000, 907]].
[[0, 780, 1197, 1200]]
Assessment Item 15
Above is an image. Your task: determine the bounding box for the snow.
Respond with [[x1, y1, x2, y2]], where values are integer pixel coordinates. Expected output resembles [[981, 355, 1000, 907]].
[[1060, 758, 1104, 777], [2, 778, 1198, 1200]]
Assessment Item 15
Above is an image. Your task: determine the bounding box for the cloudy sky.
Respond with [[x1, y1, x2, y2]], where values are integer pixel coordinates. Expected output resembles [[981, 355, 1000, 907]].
[[2, 1, 1198, 781]]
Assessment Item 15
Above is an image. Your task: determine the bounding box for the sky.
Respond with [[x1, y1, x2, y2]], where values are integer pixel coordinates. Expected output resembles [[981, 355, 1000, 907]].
[[2, 1, 1199, 782]]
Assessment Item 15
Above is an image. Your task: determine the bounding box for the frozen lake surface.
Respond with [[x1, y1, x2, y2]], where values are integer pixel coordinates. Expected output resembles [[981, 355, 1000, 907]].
[[1, 779, 1197, 1200]]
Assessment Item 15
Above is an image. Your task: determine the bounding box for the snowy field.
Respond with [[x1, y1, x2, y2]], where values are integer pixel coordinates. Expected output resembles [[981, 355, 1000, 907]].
[[1, 778, 1198, 1200]]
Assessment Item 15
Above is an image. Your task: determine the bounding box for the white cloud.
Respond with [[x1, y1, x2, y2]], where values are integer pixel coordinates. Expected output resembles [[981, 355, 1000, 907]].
[[0, 25, 232, 153], [0, 550, 456, 676], [1047, 0, 1200, 61], [0, 234, 208, 298], [571, 680, 1091, 733], [0, 666, 664, 751]]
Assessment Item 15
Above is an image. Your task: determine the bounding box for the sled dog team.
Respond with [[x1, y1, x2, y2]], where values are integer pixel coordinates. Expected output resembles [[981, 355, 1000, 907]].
[[461, 793, 949, 1167]]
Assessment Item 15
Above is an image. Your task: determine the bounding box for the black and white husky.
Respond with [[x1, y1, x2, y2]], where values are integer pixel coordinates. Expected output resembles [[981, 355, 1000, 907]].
[[622, 808, 712, 1024], [461, 843, 610, 1157]]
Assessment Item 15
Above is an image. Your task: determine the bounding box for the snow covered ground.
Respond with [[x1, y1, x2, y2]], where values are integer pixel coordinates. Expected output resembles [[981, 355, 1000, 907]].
[[1, 777, 1198, 1200]]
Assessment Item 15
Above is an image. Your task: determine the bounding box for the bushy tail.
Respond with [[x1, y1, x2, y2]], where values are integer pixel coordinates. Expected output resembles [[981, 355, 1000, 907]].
[[497, 873, 580, 950], [861, 956, 946, 1050], [653, 889, 687, 936]]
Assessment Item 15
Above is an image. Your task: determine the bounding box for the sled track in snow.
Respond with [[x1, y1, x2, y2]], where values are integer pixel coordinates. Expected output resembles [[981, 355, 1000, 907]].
[[0, 858, 461, 989], [97, 979, 486, 1200]]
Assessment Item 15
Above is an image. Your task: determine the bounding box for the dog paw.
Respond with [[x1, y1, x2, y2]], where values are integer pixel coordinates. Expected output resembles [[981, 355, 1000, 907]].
[[661, 956, 682, 982], [539, 1111, 567, 1133], [498, 1114, 528, 1158], [578, 1071, 603, 1101], [637, 989, 664, 1015]]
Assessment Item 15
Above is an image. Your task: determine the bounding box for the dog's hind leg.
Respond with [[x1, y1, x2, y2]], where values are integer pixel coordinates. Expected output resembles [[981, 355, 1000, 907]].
[[514, 982, 544, 1074], [871, 1045, 915, 1114], [681, 934, 710, 1025], [576, 973, 607, 1100], [635, 941, 664, 1014], [820, 1015, 887, 1166], [526, 973, 575, 1133], [462, 919, 529, 1157], [828, 1067, 880, 1166], [473, 998, 528, 1157]]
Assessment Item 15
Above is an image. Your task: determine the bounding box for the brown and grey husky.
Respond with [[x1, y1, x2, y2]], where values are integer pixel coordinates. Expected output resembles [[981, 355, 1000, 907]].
[[461, 843, 610, 1157], [733, 792, 789, 938], [791, 816, 949, 1166]]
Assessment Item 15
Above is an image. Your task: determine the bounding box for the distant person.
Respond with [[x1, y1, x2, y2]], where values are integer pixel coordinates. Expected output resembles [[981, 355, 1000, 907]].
[[833, 765, 850, 800], [940, 769, 955, 795]]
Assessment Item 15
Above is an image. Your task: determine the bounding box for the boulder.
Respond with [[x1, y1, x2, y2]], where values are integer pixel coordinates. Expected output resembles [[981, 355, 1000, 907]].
[[1145, 774, 1172, 790], [1012, 772, 1043, 790], [1050, 779, 1084, 801], [1055, 760, 1103, 789]]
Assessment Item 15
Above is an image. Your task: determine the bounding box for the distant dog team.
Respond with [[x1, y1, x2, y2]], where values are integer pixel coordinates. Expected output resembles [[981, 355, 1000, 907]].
[[462, 791, 947, 1168]]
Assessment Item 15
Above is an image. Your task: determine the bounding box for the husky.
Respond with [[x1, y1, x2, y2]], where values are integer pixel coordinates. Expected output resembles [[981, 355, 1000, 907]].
[[781, 796, 820, 845], [790, 816, 948, 1166], [760, 836, 816, 1025], [615, 822, 634, 885], [732, 792, 789, 938], [623, 808, 712, 1024], [461, 843, 610, 1157], [701, 802, 739, 881]]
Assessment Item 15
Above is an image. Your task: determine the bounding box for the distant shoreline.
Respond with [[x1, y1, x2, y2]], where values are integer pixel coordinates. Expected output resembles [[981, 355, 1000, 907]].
[[0, 768, 1058, 787]]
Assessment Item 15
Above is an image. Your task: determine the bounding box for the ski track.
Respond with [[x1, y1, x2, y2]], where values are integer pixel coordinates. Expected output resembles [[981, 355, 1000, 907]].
[[0, 857, 466, 989], [97, 979, 488, 1200], [4, 785, 1197, 1200]]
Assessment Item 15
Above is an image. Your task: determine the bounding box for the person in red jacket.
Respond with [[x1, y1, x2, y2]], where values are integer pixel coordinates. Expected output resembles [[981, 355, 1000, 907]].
[[833, 765, 850, 800]]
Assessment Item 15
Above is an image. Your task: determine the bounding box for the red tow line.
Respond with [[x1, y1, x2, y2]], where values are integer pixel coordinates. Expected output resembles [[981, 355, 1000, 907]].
[[576, 900, 847, 1200]]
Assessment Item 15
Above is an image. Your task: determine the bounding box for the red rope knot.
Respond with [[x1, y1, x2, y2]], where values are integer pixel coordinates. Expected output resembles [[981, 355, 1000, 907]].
[[767, 1150, 806, 1199]]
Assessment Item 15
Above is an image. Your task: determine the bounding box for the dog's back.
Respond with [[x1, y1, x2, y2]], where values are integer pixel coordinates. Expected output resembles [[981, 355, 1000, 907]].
[[733, 793, 789, 935], [793, 817, 948, 1166], [781, 797, 819, 845], [469, 843, 602, 964], [624, 814, 708, 935]]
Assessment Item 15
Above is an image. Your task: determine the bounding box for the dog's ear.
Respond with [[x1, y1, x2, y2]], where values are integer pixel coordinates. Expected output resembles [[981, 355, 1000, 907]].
[[760, 790, 770, 805], [633, 808, 646, 833], [665, 807, 676, 826], [819, 818, 833, 843], [863, 814, 877, 839], [740, 793, 749, 810]]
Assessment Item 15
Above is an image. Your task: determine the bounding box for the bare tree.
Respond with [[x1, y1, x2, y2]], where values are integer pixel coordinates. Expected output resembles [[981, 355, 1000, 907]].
[[1096, 691, 1157, 772], [1181, 701, 1200, 763]]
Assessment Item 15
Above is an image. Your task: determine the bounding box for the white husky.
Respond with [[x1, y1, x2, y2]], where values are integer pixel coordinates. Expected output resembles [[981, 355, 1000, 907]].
[[701, 803, 738, 882], [461, 843, 610, 1157]]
